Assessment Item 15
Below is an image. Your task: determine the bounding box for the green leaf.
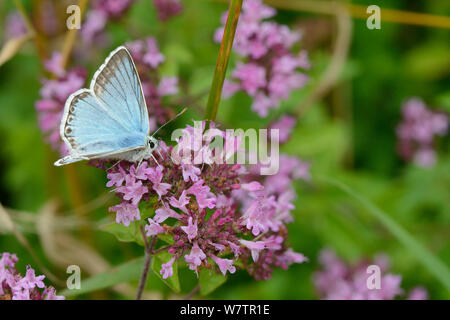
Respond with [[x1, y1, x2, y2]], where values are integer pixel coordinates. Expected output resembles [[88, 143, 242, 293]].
[[100, 222, 137, 243], [199, 268, 227, 295], [140, 205, 156, 220], [157, 233, 175, 244], [319, 176, 450, 292], [100, 221, 145, 245], [60, 257, 145, 297], [151, 251, 180, 293]]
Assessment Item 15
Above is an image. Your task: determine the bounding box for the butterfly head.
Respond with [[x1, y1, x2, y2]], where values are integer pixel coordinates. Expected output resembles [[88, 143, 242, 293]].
[[147, 136, 159, 152]]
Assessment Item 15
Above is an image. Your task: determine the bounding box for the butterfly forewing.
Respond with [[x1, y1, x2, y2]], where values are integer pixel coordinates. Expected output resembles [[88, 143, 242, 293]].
[[56, 46, 150, 166], [91, 46, 149, 135]]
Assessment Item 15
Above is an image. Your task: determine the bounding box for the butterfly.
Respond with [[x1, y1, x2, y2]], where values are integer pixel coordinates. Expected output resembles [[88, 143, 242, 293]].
[[55, 46, 181, 167]]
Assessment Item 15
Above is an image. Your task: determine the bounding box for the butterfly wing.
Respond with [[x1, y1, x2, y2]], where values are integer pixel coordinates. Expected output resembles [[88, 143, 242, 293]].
[[55, 46, 150, 166], [91, 46, 149, 135]]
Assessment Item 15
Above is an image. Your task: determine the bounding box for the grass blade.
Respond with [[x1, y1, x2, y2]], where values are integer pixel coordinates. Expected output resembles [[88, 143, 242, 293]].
[[319, 176, 450, 291]]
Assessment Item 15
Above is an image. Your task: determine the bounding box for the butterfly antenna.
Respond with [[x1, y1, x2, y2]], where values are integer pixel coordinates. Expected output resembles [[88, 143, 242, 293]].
[[151, 107, 188, 137]]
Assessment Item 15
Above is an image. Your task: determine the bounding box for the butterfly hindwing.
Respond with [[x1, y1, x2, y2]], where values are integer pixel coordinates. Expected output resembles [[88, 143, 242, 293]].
[[59, 89, 147, 160]]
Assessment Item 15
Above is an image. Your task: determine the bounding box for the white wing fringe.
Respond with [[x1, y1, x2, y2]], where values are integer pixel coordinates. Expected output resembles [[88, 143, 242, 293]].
[[54, 155, 88, 166]]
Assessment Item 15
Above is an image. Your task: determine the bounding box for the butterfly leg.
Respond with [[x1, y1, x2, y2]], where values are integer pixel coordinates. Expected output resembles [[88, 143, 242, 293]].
[[151, 153, 160, 167], [158, 148, 178, 165], [107, 160, 122, 171], [156, 149, 164, 161]]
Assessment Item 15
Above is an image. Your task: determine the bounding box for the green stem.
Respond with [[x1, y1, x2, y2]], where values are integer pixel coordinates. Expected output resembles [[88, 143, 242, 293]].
[[204, 0, 243, 124]]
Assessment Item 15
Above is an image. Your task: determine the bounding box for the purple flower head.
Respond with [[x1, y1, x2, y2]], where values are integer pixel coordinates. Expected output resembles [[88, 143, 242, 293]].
[[242, 0, 276, 22], [169, 190, 190, 213], [0, 253, 18, 269], [99, 121, 306, 281], [269, 115, 297, 144], [117, 178, 148, 206], [81, 10, 107, 44], [106, 165, 128, 187], [181, 163, 201, 182], [158, 77, 179, 96], [408, 287, 428, 300], [153, 0, 183, 22], [0, 253, 64, 300], [216, 0, 309, 117], [314, 249, 427, 300], [43, 287, 65, 300], [81, 0, 135, 45], [180, 217, 198, 242], [143, 37, 165, 68], [240, 239, 265, 262], [43, 52, 66, 78], [241, 181, 264, 192], [277, 248, 308, 266], [187, 180, 216, 209], [35, 58, 86, 154], [160, 256, 176, 279], [129, 162, 153, 180], [109, 202, 140, 226], [20, 267, 46, 289], [145, 218, 165, 236], [232, 63, 267, 95], [396, 98, 448, 167], [147, 166, 172, 198], [210, 255, 236, 276], [184, 241, 206, 273], [125, 38, 178, 125], [154, 206, 181, 223], [4, 12, 27, 40], [93, 0, 135, 19]]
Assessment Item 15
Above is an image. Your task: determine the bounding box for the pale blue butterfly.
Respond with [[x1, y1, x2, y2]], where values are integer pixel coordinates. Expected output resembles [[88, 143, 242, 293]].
[[55, 46, 179, 167]]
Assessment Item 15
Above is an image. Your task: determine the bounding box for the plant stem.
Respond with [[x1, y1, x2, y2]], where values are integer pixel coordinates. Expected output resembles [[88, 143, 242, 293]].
[[136, 230, 157, 300], [184, 285, 200, 300], [12, 0, 47, 64], [60, 0, 90, 69], [136, 252, 152, 300], [204, 0, 243, 124]]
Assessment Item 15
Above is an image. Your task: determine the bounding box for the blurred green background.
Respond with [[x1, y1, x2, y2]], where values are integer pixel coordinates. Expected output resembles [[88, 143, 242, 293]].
[[0, 0, 449, 299]]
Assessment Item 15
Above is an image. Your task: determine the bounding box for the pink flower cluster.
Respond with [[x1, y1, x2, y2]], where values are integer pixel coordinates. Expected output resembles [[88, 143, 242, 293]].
[[0, 253, 64, 300], [126, 37, 179, 126], [82, 0, 136, 44], [396, 98, 448, 167], [215, 0, 310, 117], [269, 115, 297, 144], [35, 52, 87, 154], [100, 121, 307, 280], [314, 249, 428, 300], [153, 0, 183, 22]]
